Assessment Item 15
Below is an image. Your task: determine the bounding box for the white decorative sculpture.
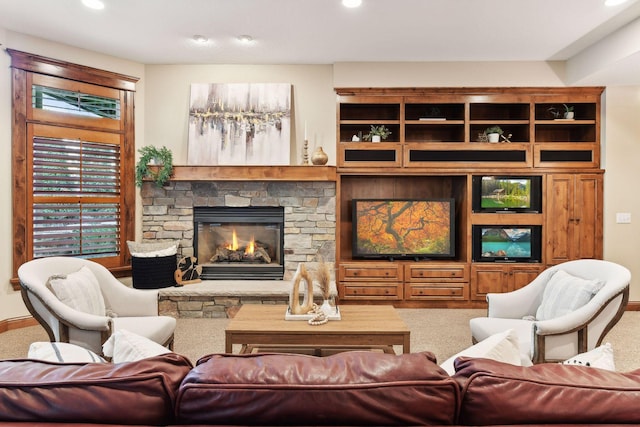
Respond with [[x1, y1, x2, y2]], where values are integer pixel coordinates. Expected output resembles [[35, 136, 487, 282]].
[[288, 263, 314, 315]]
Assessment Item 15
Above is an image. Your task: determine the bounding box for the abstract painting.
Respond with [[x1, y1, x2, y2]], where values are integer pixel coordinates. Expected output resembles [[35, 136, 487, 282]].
[[188, 83, 291, 165]]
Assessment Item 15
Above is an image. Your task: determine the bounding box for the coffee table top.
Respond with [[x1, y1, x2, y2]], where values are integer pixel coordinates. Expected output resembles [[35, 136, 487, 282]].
[[227, 304, 409, 334]]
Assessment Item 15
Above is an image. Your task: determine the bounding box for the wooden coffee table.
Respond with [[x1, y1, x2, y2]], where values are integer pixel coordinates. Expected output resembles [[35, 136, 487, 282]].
[[225, 304, 410, 355]]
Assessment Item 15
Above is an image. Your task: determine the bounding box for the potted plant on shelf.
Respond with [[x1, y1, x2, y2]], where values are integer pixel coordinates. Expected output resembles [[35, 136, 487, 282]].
[[485, 125, 503, 143], [135, 145, 174, 187], [563, 104, 575, 119], [363, 125, 391, 143]]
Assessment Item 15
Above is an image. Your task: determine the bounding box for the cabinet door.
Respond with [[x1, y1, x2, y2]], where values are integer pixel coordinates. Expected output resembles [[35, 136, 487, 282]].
[[471, 264, 508, 301], [574, 174, 603, 259], [546, 174, 574, 263], [546, 174, 602, 263], [510, 265, 544, 290]]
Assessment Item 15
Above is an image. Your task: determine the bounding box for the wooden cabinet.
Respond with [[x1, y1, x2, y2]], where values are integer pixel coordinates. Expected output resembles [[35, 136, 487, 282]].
[[335, 87, 604, 308], [405, 263, 469, 301], [471, 264, 544, 301], [338, 262, 403, 300], [545, 174, 603, 264]]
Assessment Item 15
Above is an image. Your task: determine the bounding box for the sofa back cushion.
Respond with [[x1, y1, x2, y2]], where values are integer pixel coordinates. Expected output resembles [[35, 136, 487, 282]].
[[0, 353, 192, 425], [454, 357, 640, 425], [176, 351, 459, 426]]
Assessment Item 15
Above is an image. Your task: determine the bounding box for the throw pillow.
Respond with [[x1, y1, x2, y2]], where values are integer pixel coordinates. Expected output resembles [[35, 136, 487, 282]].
[[439, 329, 524, 375], [562, 342, 615, 371], [47, 266, 106, 316], [102, 329, 171, 363], [535, 270, 605, 321], [28, 342, 105, 363]]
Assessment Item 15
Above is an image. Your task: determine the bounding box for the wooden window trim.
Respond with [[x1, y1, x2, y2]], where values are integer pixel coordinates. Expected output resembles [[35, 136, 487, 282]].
[[9, 49, 139, 289]]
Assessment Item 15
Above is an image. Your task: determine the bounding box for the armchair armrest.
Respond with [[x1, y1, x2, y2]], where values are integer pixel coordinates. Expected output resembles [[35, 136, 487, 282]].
[[533, 308, 595, 336], [105, 286, 159, 317], [25, 288, 110, 331]]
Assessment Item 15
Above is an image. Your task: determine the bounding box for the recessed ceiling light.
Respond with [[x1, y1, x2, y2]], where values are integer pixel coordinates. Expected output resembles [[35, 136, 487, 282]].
[[192, 35, 209, 45], [605, 0, 628, 5], [237, 35, 254, 44], [82, 0, 105, 10], [342, 0, 362, 8]]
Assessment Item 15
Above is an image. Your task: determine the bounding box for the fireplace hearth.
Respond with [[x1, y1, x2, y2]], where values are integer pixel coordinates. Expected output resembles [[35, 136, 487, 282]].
[[193, 206, 284, 280]]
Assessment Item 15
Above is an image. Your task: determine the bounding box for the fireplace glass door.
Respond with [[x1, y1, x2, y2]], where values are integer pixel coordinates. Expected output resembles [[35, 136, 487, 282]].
[[194, 207, 284, 280]]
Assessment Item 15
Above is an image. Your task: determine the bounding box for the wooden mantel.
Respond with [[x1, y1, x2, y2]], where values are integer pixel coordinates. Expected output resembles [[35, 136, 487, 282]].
[[165, 165, 337, 182]]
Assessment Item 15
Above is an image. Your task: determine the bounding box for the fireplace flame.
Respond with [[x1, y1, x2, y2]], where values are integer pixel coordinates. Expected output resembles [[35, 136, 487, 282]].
[[245, 236, 255, 255], [225, 229, 256, 255], [226, 229, 240, 251]]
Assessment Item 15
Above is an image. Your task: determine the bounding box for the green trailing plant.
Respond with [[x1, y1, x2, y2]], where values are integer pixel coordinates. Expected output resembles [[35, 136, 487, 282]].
[[135, 145, 173, 187], [363, 125, 392, 141], [485, 125, 504, 135]]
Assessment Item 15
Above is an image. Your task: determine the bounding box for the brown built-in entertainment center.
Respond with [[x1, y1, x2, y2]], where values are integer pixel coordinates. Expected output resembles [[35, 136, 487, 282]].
[[335, 87, 604, 308]]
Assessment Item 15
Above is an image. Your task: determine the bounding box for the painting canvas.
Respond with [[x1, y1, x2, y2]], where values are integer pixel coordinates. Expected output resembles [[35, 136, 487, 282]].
[[188, 83, 291, 165]]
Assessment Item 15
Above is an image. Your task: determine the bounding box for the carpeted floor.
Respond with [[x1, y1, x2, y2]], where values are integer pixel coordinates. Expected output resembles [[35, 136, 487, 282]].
[[1, 308, 639, 371]]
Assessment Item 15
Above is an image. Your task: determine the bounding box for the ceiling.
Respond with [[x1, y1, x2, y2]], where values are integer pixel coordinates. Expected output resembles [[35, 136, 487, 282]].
[[1, 0, 640, 83]]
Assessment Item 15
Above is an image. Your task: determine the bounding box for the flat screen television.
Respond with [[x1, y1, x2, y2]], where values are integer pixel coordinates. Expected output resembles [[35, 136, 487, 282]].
[[472, 225, 542, 263], [352, 199, 455, 260], [472, 175, 542, 213]]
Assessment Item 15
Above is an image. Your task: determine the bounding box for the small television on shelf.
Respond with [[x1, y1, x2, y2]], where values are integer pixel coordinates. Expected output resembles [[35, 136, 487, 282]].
[[472, 225, 542, 263], [352, 199, 455, 260], [472, 175, 542, 213]]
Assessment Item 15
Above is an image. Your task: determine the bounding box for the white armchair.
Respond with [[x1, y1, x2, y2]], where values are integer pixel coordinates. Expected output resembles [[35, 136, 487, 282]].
[[18, 257, 176, 356], [470, 259, 630, 364]]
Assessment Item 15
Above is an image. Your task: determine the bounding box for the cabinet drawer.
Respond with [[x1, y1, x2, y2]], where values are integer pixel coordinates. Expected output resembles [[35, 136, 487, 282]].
[[339, 263, 402, 282], [341, 283, 403, 300], [406, 283, 469, 300], [405, 264, 469, 282]]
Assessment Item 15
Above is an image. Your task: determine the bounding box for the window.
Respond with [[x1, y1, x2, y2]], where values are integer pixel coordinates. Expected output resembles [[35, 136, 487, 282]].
[[9, 49, 138, 286]]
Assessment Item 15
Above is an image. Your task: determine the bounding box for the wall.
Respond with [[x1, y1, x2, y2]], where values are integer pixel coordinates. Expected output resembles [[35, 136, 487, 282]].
[[144, 65, 336, 166], [1, 30, 639, 323], [601, 86, 640, 292]]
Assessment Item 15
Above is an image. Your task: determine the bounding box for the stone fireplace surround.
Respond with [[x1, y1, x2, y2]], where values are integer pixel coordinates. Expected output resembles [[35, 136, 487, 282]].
[[139, 167, 336, 318]]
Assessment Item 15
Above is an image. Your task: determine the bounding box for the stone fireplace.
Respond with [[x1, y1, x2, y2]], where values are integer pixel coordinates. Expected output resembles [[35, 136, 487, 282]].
[[194, 206, 284, 280], [140, 178, 336, 280]]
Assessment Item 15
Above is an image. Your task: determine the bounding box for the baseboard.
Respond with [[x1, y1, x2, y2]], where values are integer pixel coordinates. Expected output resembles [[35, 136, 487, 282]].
[[626, 301, 640, 311], [0, 316, 37, 333]]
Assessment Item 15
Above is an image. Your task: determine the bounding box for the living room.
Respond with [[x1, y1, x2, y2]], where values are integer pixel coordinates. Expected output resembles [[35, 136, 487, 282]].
[[1, 1, 639, 338]]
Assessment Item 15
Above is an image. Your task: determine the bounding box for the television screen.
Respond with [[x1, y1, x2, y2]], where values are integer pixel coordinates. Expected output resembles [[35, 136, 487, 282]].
[[472, 225, 542, 262], [352, 199, 455, 260], [472, 175, 542, 213]]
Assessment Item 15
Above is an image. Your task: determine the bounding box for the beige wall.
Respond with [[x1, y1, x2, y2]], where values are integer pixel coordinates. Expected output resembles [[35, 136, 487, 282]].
[[2, 29, 639, 322], [145, 64, 335, 166]]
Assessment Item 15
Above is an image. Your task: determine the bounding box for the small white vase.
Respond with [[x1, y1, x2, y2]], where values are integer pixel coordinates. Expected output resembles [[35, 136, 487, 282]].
[[371, 135, 381, 143], [320, 299, 334, 316], [487, 133, 500, 143], [564, 111, 574, 119]]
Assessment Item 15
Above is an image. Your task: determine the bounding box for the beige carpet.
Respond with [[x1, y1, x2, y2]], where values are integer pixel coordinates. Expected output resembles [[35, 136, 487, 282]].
[[2, 308, 639, 371]]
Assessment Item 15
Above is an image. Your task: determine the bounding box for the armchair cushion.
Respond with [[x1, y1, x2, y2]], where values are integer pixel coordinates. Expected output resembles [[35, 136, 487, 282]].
[[535, 269, 604, 321], [46, 266, 106, 316]]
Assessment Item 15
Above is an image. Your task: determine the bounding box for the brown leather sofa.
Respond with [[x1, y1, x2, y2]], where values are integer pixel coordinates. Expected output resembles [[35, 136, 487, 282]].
[[1, 350, 640, 426]]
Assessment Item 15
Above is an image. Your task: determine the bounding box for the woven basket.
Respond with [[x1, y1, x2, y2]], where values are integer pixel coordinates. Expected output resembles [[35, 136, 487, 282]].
[[131, 254, 177, 289]]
